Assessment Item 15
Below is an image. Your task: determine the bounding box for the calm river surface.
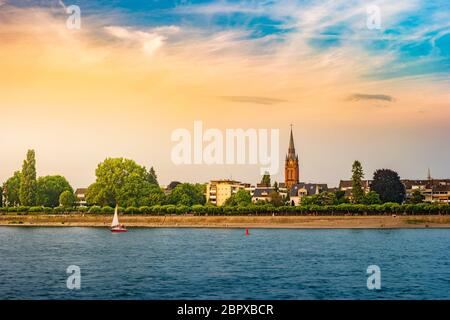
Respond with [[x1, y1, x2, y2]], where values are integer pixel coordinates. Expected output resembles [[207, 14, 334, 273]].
[[0, 227, 449, 299]]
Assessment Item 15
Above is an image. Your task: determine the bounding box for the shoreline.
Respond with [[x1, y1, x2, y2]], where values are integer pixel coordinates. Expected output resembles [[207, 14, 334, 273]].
[[1, 214, 450, 229]]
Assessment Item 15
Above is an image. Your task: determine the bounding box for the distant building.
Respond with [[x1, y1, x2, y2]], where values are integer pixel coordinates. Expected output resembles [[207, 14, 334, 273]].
[[74, 188, 88, 206], [165, 181, 181, 195], [403, 179, 450, 203], [289, 183, 328, 206], [252, 187, 275, 203], [285, 126, 299, 190], [338, 180, 372, 200], [277, 182, 288, 198], [205, 180, 249, 206], [339, 178, 450, 203]]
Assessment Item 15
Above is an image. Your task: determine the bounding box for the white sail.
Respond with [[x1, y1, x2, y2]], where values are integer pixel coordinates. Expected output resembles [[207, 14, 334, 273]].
[[111, 205, 120, 227]]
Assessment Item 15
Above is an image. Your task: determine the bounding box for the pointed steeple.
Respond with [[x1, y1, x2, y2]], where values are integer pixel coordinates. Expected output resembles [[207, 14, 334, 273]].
[[287, 124, 296, 160], [285, 124, 300, 190]]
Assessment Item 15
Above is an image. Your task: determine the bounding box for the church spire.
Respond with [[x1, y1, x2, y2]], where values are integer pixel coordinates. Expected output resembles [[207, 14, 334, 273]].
[[287, 124, 296, 160], [285, 124, 299, 190]]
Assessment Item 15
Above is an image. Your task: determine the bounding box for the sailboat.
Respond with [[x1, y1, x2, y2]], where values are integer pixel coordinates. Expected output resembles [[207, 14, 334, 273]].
[[110, 205, 127, 233]]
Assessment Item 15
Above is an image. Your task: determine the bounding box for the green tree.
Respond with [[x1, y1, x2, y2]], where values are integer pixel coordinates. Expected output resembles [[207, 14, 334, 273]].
[[334, 190, 349, 204], [19, 150, 37, 206], [361, 191, 382, 205], [147, 185, 166, 206], [261, 172, 271, 186], [371, 169, 406, 204], [2, 171, 22, 206], [59, 190, 76, 207], [351, 160, 364, 204], [225, 189, 252, 206], [409, 190, 425, 204], [86, 158, 156, 207], [147, 166, 159, 185], [36, 175, 73, 207], [269, 191, 283, 207], [167, 183, 205, 206], [302, 192, 337, 206]]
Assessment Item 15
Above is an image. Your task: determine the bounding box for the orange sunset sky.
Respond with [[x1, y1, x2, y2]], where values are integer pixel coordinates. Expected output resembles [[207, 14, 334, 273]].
[[0, 0, 449, 188]]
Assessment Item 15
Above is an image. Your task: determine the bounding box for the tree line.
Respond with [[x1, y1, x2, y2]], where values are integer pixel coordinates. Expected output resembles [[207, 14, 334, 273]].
[[1, 152, 446, 215], [1, 150, 205, 209]]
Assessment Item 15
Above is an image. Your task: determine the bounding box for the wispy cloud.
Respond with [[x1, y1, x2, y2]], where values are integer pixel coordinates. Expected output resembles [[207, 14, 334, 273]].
[[218, 96, 287, 105], [347, 93, 395, 102], [104, 26, 169, 55]]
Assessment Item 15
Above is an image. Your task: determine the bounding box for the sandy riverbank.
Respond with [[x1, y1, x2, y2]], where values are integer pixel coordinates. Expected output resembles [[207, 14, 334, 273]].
[[1, 214, 450, 228]]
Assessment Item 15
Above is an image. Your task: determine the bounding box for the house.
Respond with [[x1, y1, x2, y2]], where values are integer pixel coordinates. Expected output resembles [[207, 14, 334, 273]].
[[74, 188, 88, 207], [252, 187, 276, 203], [205, 180, 249, 206], [289, 183, 328, 206], [403, 179, 450, 203]]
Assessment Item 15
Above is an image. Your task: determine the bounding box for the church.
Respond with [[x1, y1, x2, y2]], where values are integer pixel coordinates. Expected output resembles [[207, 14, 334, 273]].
[[284, 126, 329, 205], [285, 126, 299, 190]]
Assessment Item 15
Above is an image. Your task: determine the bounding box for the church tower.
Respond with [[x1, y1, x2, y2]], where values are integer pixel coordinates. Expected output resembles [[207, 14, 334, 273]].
[[285, 125, 299, 190]]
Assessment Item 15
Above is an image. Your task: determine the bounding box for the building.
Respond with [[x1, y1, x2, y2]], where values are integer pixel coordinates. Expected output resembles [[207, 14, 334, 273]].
[[252, 187, 275, 203], [74, 188, 88, 206], [289, 183, 328, 206], [403, 179, 450, 203], [338, 180, 372, 198], [339, 178, 450, 203], [285, 126, 299, 190], [205, 180, 249, 206]]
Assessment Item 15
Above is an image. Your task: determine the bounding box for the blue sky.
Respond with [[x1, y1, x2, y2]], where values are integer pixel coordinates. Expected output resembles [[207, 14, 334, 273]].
[[1, 0, 449, 186], [11, 0, 447, 81]]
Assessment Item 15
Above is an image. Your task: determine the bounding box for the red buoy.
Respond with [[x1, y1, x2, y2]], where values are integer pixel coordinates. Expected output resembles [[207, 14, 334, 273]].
[[245, 228, 249, 236]]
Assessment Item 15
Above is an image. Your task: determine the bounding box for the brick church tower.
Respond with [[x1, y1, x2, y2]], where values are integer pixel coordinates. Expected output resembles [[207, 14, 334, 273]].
[[285, 125, 299, 190]]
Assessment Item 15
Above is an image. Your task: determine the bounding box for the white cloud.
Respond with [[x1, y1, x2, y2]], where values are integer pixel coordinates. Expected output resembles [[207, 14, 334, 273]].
[[104, 26, 167, 56]]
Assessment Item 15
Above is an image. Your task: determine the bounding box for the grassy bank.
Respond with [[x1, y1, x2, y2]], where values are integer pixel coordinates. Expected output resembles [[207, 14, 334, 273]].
[[1, 214, 450, 228]]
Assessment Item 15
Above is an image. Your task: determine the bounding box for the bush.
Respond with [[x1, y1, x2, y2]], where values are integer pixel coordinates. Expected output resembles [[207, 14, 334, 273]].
[[88, 205, 102, 214], [175, 205, 190, 214], [77, 206, 88, 213], [139, 206, 152, 214], [101, 206, 114, 214], [53, 206, 65, 214], [125, 206, 140, 214]]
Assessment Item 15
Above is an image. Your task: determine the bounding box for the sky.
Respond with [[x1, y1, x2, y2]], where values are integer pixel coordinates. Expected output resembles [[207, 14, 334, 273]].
[[0, 0, 449, 188]]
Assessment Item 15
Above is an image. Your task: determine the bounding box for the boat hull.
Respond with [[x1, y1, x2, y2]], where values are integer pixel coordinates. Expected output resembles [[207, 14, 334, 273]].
[[110, 228, 127, 233]]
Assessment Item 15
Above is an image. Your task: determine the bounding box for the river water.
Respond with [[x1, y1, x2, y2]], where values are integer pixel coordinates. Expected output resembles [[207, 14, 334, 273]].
[[0, 227, 449, 299]]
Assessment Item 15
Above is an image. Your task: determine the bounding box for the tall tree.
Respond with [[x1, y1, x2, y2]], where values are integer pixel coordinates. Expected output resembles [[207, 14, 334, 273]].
[[19, 150, 37, 206], [86, 158, 155, 207], [2, 171, 22, 206], [36, 175, 73, 207], [147, 166, 159, 186], [261, 172, 271, 186], [351, 160, 365, 204], [371, 169, 406, 204]]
